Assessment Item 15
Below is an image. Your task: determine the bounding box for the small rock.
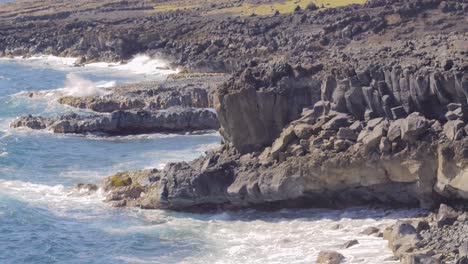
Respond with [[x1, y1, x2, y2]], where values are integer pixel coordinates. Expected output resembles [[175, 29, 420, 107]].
[[410, 219, 430, 232], [379, 137, 391, 152], [391, 106, 407, 119], [437, 204, 459, 227], [340, 239, 359, 249], [330, 224, 342, 230], [337, 127, 357, 141], [387, 120, 402, 141], [271, 126, 298, 159], [456, 257, 468, 264], [432, 121, 443, 132], [401, 112, 429, 142], [459, 242, 468, 257], [316, 251, 344, 264], [367, 117, 383, 130], [334, 139, 348, 152], [443, 120, 464, 140], [447, 103, 461, 111], [445, 111, 460, 121], [360, 227, 379, 235], [362, 124, 385, 150], [349, 121, 363, 132], [322, 114, 351, 130], [383, 256, 399, 261], [293, 124, 315, 140]]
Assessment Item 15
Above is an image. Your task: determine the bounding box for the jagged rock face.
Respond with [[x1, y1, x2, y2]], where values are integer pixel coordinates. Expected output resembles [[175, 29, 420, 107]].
[[215, 62, 322, 153], [322, 68, 468, 122], [435, 140, 468, 200]]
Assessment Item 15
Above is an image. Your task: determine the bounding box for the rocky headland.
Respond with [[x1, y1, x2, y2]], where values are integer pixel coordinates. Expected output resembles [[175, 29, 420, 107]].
[[56, 73, 226, 112], [3, 0, 468, 262]]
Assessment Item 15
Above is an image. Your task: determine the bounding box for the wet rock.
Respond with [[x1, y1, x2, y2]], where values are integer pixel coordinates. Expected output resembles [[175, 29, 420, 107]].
[[316, 251, 344, 264], [360, 227, 379, 235], [74, 183, 99, 193], [11, 108, 220, 135], [10, 115, 52, 130], [340, 239, 359, 249]]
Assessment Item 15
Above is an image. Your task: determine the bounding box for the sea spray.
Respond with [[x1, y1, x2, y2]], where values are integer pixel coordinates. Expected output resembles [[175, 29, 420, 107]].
[[86, 54, 178, 75], [63, 73, 111, 97]]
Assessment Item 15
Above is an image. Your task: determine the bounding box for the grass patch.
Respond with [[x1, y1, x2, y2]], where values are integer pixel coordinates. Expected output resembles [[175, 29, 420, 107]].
[[207, 0, 367, 16], [148, 4, 200, 13], [108, 175, 132, 188]]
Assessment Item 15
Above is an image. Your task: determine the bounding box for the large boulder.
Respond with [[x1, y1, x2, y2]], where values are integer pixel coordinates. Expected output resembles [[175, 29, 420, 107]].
[[401, 112, 429, 142]]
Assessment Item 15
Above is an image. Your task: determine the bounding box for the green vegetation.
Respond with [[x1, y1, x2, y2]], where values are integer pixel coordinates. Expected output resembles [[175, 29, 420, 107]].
[[108, 174, 132, 188]]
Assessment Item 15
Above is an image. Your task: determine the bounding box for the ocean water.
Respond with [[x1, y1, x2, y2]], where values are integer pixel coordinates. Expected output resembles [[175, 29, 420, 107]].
[[0, 56, 418, 264]]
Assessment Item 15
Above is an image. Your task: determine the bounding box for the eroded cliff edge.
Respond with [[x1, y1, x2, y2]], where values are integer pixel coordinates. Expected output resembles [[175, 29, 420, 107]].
[[88, 0, 468, 211]]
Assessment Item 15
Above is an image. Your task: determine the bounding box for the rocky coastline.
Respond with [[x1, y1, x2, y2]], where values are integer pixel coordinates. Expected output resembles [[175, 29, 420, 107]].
[[3, 0, 468, 262]]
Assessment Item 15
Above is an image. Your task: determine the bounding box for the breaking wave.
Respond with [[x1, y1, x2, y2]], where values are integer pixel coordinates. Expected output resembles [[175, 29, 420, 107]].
[[85, 54, 178, 75], [62, 73, 111, 97]]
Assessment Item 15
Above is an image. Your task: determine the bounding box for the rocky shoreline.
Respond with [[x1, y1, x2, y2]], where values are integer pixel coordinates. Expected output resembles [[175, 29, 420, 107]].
[[10, 108, 219, 135], [3, 0, 468, 262]]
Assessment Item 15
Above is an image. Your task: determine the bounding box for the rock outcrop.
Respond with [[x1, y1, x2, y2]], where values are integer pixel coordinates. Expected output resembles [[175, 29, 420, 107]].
[[10, 108, 219, 135], [381, 204, 468, 263], [57, 74, 226, 112]]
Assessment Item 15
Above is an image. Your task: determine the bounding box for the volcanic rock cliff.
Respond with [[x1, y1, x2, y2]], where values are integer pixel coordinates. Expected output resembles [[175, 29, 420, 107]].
[[83, 0, 468, 212]]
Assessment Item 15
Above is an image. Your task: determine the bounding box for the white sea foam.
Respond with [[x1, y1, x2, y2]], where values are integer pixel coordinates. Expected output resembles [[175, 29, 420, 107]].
[[106, 207, 422, 264], [85, 54, 178, 76], [2, 54, 177, 77], [59, 170, 108, 181], [96, 80, 117, 88], [0, 55, 78, 67], [0, 179, 106, 218], [0, 179, 104, 204], [0, 152, 8, 157]]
